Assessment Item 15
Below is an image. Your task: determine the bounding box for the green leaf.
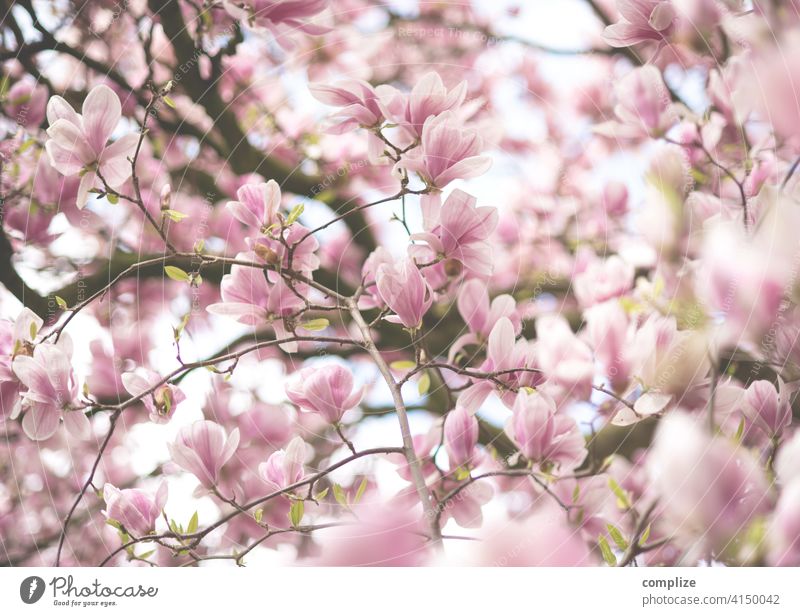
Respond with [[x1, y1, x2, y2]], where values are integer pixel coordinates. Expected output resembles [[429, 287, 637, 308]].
[[734, 417, 745, 443], [289, 500, 304, 527], [606, 523, 628, 550], [314, 488, 329, 501], [354, 477, 368, 504], [638, 524, 651, 547], [390, 360, 416, 371], [417, 371, 431, 395], [18, 138, 36, 154], [55, 295, 68, 310], [598, 535, 617, 566], [163, 95, 176, 109], [332, 483, 348, 507], [164, 266, 190, 282], [299, 318, 329, 332], [163, 209, 188, 222], [106, 193, 119, 205], [454, 466, 470, 481], [137, 550, 155, 560], [608, 477, 632, 510], [194, 239, 205, 253], [254, 509, 263, 524], [285, 203, 304, 225], [572, 483, 581, 503], [187, 511, 199, 534]]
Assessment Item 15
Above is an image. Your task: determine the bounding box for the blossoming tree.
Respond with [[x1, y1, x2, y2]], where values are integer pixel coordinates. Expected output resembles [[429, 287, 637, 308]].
[[1, 0, 799, 567]]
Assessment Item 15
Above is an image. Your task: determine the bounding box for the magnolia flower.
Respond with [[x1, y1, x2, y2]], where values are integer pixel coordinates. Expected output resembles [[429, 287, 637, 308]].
[[768, 481, 800, 566], [226, 180, 282, 231], [444, 406, 479, 469], [506, 389, 587, 471], [535, 314, 594, 401], [375, 258, 433, 329], [310, 80, 383, 132], [744, 380, 793, 439], [121, 368, 186, 424], [409, 189, 498, 277], [168, 420, 240, 489], [259, 436, 307, 490], [602, 0, 676, 48], [647, 412, 770, 555], [207, 251, 306, 350], [0, 308, 42, 423], [103, 482, 168, 537], [584, 300, 635, 392], [223, 0, 329, 47], [449, 278, 519, 362], [376, 72, 467, 139], [573, 256, 634, 308], [3, 78, 47, 128], [285, 364, 363, 423], [12, 335, 90, 441], [400, 111, 491, 189], [45, 84, 138, 208]]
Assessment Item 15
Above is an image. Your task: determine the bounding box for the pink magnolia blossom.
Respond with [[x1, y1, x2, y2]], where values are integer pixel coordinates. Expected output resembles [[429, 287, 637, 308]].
[[259, 436, 307, 490], [167, 420, 240, 489], [207, 251, 306, 350], [103, 482, 168, 537], [506, 389, 587, 471], [409, 189, 498, 277], [376, 72, 467, 140], [573, 256, 634, 307], [226, 180, 282, 231], [400, 111, 491, 189], [3, 78, 47, 128], [602, 0, 677, 48], [121, 368, 186, 424], [285, 364, 363, 423], [744, 380, 793, 438], [223, 1, 329, 43], [596, 66, 676, 139], [12, 335, 89, 441], [647, 412, 770, 554], [0, 308, 42, 423], [45, 84, 138, 208], [310, 80, 383, 132], [584, 300, 635, 391], [535, 314, 594, 401], [768, 481, 800, 566], [444, 405, 479, 469], [449, 278, 519, 361], [375, 257, 433, 329]]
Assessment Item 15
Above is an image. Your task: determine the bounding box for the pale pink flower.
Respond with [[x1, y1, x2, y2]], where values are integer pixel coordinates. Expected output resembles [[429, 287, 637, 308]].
[[584, 300, 634, 391], [444, 406, 479, 469], [249, 223, 320, 274], [376, 72, 467, 139], [103, 481, 168, 537], [409, 189, 498, 277], [226, 180, 281, 231], [285, 364, 363, 423], [744, 380, 792, 438], [121, 368, 186, 424], [167, 420, 240, 489], [207, 251, 306, 350], [573, 256, 634, 307], [602, 0, 676, 48], [768, 481, 800, 566], [3, 78, 47, 128], [535, 314, 594, 400], [449, 279, 519, 361], [506, 389, 587, 471], [223, 0, 329, 44], [375, 257, 433, 329], [45, 84, 138, 208], [0, 308, 42, 423], [310, 80, 383, 132], [258, 436, 306, 491], [647, 412, 770, 554], [400, 111, 491, 189], [12, 336, 89, 441], [775, 431, 800, 487], [596, 66, 676, 139]]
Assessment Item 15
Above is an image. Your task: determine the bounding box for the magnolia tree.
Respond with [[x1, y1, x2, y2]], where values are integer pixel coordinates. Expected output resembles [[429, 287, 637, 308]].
[[0, 0, 799, 568]]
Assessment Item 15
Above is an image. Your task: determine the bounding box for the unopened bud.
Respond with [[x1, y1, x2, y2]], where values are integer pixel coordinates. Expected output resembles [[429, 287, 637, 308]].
[[160, 184, 172, 210], [254, 242, 280, 265], [443, 258, 463, 277]]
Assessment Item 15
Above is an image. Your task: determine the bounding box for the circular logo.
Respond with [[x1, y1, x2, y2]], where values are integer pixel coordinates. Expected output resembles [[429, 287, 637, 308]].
[[20, 576, 46, 604]]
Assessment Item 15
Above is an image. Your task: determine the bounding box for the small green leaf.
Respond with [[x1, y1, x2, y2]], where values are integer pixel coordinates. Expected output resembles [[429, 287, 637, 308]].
[[638, 524, 651, 547], [417, 371, 431, 395], [18, 138, 36, 154], [606, 523, 628, 550], [289, 500, 304, 527], [332, 483, 348, 507], [164, 266, 190, 282], [608, 477, 632, 510], [598, 535, 617, 566], [354, 477, 368, 504], [572, 483, 581, 503], [454, 466, 470, 481], [163, 209, 188, 222], [285, 203, 304, 225], [314, 487, 329, 501], [55, 295, 68, 310], [254, 509, 263, 524], [734, 417, 745, 443], [187, 511, 199, 534], [137, 549, 155, 560], [194, 239, 205, 253], [163, 95, 176, 109], [299, 318, 329, 332], [390, 360, 417, 371], [107, 193, 119, 205]]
